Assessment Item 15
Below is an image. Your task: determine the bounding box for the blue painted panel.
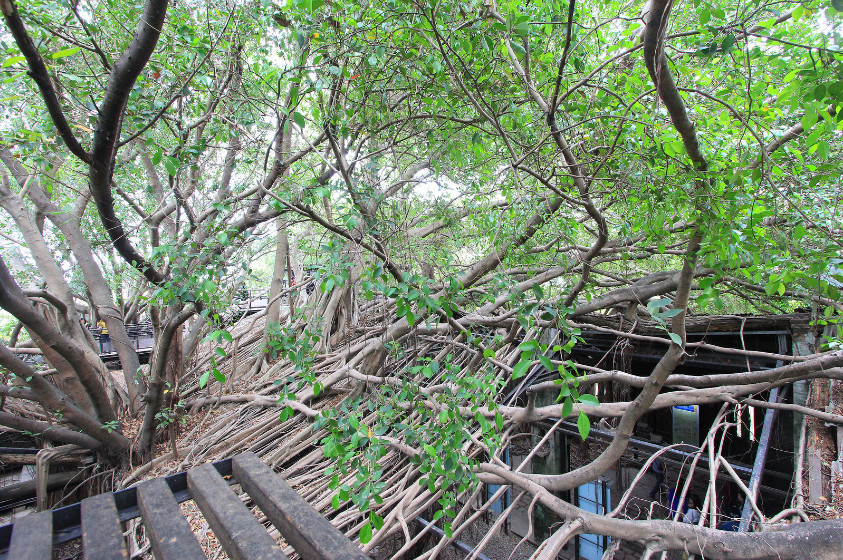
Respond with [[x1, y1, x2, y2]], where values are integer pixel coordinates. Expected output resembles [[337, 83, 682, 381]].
[[488, 484, 504, 514], [577, 482, 611, 559]]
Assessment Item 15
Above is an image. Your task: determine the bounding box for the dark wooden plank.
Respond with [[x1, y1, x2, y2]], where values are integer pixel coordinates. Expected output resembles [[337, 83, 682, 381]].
[[232, 453, 370, 560], [0, 471, 78, 502], [8, 510, 51, 560], [81, 492, 127, 560], [136, 478, 204, 560], [187, 464, 286, 560]]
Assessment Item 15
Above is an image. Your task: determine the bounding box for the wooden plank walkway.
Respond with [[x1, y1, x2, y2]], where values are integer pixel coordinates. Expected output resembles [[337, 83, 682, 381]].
[[0, 452, 370, 560]]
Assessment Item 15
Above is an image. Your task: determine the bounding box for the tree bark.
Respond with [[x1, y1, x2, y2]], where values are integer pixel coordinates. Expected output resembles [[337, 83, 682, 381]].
[[482, 463, 843, 559], [0, 255, 117, 424], [0, 411, 102, 449], [0, 148, 145, 409], [265, 219, 290, 329], [138, 306, 194, 456], [182, 316, 207, 366], [0, 346, 129, 452]]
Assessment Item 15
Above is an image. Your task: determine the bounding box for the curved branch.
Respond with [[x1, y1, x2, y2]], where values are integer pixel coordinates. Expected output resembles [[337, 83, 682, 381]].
[[0, 410, 102, 449], [0, 344, 129, 452], [0, 383, 37, 401], [496, 232, 702, 492], [138, 305, 196, 454], [479, 464, 843, 560], [88, 0, 169, 285], [0, 255, 118, 424], [643, 0, 707, 171], [22, 288, 68, 315]]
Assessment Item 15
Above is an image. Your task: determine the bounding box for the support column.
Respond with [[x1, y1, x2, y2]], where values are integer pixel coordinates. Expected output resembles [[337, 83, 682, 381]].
[[739, 333, 787, 531]]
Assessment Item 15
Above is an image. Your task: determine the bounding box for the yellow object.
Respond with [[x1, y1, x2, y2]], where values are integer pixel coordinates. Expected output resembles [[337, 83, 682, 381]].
[[97, 320, 108, 334]]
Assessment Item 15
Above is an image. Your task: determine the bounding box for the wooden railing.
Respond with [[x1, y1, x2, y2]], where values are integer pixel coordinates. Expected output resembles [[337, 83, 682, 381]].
[[0, 452, 370, 560]]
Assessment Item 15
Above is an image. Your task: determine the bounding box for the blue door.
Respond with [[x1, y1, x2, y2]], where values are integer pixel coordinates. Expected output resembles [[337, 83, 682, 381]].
[[577, 481, 610, 559], [487, 449, 510, 514]]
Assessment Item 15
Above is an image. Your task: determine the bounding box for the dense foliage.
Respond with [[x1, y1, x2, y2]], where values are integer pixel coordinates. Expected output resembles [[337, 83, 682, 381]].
[[1, 0, 842, 557]]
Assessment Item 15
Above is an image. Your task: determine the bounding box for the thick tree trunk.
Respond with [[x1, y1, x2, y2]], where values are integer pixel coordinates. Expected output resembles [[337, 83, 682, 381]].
[[288, 231, 305, 311], [1, 154, 146, 407], [0, 256, 117, 424], [182, 316, 207, 366], [0, 345, 129, 453], [255, 115, 294, 369], [0, 411, 102, 449], [60, 212, 144, 409], [0, 181, 88, 344], [138, 307, 193, 456], [265, 219, 290, 329], [0, 157, 139, 409], [27, 328, 96, 416]]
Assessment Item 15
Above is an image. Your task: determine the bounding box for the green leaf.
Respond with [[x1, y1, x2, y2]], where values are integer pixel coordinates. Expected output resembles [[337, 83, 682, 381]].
[[301, 0, 325, 12], [578, 394, 599, 406], [332, 494, 340, 510], [2, 56, 25, 67], [519, 340, 538, 351], [164, 156, 179, 176], [494, 411, 504, 431], [802, 106, 818, 131], [721, 34, 735, 53], [539, 355, 554, 371], [51, 47, 81, 59], [359, 522, 373, 544], [668, 332, 683, 345], [279, 406, 293, 422], [765, 277, 779, 296], [199, 370, 210, 388], [647, 298, 671, 309], [513, 22, 530, 37], [561, 396, 573, 417], [293, 111, 306, 128], [483, 348, 495, 358], [556, 384, 570, 400], [512, 359, 530, 379], [406, 310, 416, 326], [577, 411, 591, 440]]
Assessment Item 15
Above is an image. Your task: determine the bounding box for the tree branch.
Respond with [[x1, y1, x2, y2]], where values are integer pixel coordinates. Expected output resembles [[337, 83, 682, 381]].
[[88, 0, 169, 285]]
